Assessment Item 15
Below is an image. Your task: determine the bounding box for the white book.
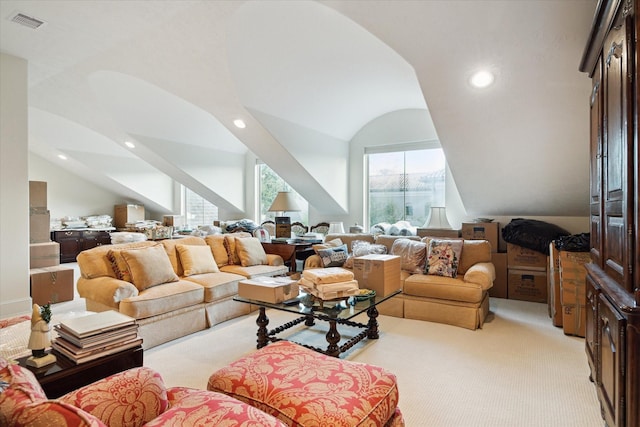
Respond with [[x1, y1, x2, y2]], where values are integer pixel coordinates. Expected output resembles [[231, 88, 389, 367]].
[[57, 311, 136, 339]]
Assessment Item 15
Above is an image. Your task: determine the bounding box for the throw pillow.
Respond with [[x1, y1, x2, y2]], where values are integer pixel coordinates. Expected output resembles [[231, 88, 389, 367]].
[[390, 239, 427, 274], [312, 238, 344, 255], [119, 245, 179, 291], [223, 233, 251, 265], [107, 242, 156, 282], [235, 237, 268, 267], [317, 244, 349, 267], [176, 244, 219, 276], [425, 239, 464, 278]]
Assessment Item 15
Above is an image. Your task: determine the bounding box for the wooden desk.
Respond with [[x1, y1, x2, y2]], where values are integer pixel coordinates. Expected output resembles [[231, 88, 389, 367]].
[[261, 242, 313, 273]]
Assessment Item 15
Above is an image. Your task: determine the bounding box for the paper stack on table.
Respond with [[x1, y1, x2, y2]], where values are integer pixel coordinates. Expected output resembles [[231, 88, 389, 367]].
[[299, 267, 359, 300]]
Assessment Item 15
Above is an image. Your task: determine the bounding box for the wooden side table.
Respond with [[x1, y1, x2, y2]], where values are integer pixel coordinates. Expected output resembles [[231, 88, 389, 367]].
[[17, 346, 143, 398], [416, 228, 461, 238], [261, 242, 313, 273]]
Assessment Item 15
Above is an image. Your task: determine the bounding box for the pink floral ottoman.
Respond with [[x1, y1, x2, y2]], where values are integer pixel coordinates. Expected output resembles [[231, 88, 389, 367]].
[[207, 341, 404, 427]]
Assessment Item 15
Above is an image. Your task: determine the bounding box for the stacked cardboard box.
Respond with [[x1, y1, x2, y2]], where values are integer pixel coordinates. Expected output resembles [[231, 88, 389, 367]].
[[548, 243, 563, 326], [461, 222, 499, 252], [507, 243, 548, 303], [559, 251, 591, 337], [114, 204, 145, 229], [352, 254, 403, 317], [490, 252, 508, 298], [28, 181, 74, 304]]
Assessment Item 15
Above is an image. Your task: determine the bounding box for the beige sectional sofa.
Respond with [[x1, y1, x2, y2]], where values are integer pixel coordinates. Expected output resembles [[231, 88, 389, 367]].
[[77, 234, 287, 349], [304, 233, 495, 330]]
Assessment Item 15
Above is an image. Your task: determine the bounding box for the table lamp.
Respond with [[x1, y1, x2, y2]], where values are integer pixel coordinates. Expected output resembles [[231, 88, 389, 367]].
[[423, 207, 452, 229], [268, 191, 301, 238]]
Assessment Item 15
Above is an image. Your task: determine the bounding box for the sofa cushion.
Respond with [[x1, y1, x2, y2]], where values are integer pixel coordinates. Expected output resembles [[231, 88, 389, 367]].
[[403, 274, 484, 303], [234, 237, 268, 267], [425, 239, 463, 278], [457, 240, 492, 275], [317, 244, 349, 267], [219, 264, 288, 279], [184, 271, 245, 302], [118, 279, 204, 319], [390, 239, 427, 274], [177, 244, 220, 276], [147, 387, 288, 427], [60, 367, 169, 427], [120, 245, 180, 291]]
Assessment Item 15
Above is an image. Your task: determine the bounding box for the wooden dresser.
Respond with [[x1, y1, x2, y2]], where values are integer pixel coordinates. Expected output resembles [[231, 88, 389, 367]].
[[579, 1, 639, 426]]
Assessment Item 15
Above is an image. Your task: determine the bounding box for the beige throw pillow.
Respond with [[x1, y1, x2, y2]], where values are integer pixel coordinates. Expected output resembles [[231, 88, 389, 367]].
[[176, 244, 219, 276], [235, 237, 268, 267], [120, 244, 179, 291]]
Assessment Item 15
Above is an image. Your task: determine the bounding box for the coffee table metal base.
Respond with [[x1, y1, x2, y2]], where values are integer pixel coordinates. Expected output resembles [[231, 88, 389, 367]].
[[255, 304, 380, 358]]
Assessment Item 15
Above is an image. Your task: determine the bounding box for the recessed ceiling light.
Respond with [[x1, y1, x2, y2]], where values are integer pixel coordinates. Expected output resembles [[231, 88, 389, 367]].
[[57, 154, 67, 160], [470, 70, 495, 88], [233, 119, 246, 129], [124, 141, 135, 148]]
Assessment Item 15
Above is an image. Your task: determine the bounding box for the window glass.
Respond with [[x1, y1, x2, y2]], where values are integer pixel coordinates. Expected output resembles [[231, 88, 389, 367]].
[[368, 148, 445, 227], [184, 187, 218, 229], [258, 163, 308, 224]]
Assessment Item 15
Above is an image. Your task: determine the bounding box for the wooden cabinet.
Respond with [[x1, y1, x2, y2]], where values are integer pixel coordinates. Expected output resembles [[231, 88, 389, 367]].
[[52, 230, 111, 263], [580, 1, 639, 426]]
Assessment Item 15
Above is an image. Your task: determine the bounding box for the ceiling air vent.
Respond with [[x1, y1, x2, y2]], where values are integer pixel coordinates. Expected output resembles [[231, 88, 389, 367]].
[[10, 13, 45, 29]]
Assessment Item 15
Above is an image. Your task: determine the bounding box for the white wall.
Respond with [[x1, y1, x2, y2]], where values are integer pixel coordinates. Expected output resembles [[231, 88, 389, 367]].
[[0, 53, 31, 318], [29, 153, 130, 220]]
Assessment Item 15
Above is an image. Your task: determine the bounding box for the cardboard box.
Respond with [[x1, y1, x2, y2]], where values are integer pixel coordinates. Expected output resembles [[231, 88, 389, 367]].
[[562, 305, 586, 337], [417, 228, 461, 238], [461, 222, 499, 252], [163, 215, 184, 228], [114, 204, 145, 229], [508, 268, 548, 303], [29, 181, 47, 208], [29, 210, 50, 243], [490, 252, 507, 298], [507, 243, 548, 271], [30, 265, 74, 305], [238, 277, 299, 304], [352, 254, 401, 297], [548, 242, 562, 326], [29, 242, 60, 268], [559, 251, 591, 337]]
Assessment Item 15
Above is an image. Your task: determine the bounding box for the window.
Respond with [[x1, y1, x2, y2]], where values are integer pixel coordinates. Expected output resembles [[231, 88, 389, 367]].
[[367, 146, 445, 227], [258, 163, 308, 224], [184, 187, 218, 229]]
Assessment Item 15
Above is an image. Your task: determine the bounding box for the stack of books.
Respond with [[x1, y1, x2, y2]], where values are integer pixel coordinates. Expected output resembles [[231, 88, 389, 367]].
[[52, 311, 142, 364]]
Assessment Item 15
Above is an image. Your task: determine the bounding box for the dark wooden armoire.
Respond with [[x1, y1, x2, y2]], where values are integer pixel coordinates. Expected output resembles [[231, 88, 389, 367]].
[[579, 1, 639, 426]]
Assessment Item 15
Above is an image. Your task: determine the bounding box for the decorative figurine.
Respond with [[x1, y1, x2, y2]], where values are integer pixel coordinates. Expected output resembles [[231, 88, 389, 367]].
[[26, 303, 56, 368]]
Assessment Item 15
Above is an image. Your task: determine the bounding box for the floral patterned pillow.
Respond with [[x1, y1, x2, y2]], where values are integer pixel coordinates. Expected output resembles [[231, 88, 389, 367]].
[[426, 239, 464, 278]]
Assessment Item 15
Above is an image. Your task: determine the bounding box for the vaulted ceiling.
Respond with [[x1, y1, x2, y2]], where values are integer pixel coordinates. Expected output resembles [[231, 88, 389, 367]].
[[0, 0, 596, 218]]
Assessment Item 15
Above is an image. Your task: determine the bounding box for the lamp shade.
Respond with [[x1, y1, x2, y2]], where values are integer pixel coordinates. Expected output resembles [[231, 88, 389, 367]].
[[423, 207, 452, 229], [268, 191, 300, 213], [328, 222, 345, 234]]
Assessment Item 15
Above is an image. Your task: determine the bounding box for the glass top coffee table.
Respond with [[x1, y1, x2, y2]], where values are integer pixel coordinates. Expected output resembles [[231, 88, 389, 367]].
[[234, 290, 401, 358]]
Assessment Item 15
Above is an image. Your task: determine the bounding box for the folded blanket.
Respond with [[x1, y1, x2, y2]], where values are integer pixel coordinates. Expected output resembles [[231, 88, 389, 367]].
[[302, 267, 354, 284], [299, 277, 360, 300], [299, 277, 359, 292]]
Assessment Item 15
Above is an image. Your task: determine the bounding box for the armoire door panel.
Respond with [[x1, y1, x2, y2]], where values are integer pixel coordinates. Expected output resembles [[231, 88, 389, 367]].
[[598, 293, 626, 427]]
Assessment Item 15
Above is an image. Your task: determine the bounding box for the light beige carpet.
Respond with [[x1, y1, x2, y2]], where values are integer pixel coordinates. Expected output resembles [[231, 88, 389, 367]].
[[144, 298, 603, 426]]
